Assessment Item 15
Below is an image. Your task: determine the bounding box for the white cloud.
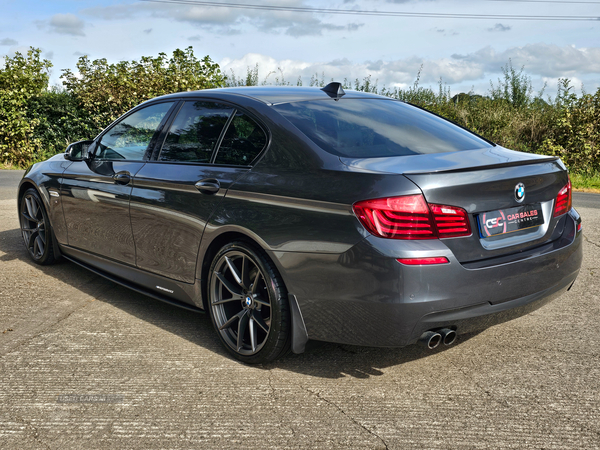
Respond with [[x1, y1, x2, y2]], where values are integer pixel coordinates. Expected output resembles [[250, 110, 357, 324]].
[[0, 38, 18, 46], [452, 44, 600, 78], [18, 0, 597, 97], [488, 23, 511, 32], [43, 13, 86, 36], [221, 44, 600, 94], [220, 53, 481, 87], [221, 53, 313, 84], [82, 1, 363, 37], [1, 45, 31, 62], [542, 76, 579, 91]]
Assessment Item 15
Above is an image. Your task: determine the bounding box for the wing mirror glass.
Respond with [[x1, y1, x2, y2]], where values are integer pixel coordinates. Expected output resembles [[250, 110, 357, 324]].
[[64, 140, 95, 161]]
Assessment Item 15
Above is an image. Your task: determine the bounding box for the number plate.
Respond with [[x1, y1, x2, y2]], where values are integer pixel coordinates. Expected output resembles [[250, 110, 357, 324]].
[[479, 203, 544, 237]]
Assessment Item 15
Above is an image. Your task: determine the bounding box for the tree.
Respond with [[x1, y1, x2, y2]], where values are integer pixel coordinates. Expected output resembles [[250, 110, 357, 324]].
[[61, 46, 226, 134], [0, 47, 52, 166]]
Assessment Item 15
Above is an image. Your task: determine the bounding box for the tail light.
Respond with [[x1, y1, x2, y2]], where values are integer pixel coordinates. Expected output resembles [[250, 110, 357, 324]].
[[352, 195, 434, 239], [353, 194, 471, 240], [553, 178, 572, 218], [430, 204, 471, 238]]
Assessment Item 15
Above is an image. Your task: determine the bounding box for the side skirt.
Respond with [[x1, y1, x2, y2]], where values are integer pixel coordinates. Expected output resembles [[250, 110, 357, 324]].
[[60, 245, 205, 314]]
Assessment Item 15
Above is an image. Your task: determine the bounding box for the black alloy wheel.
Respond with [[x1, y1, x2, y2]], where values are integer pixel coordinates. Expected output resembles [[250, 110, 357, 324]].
[[208, 241, 290, 364], [20, 188, 57, 265]]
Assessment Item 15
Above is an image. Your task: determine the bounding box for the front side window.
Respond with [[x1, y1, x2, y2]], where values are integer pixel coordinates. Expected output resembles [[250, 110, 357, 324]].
[[159, 101, 234, 163], [274, 99, 492, 158], [96, 102, 174, 160], [214, 112, 267, 166]]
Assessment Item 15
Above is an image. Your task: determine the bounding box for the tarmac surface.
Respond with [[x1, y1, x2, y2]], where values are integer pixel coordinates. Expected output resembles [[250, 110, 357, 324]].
[[1, 169, 599, 449]]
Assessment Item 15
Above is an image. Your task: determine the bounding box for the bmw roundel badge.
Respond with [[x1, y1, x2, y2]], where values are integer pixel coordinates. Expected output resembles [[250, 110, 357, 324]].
[[515, 183, 525, 203]]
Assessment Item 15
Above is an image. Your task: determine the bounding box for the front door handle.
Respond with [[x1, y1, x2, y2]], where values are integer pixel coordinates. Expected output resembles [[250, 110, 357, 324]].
[[195, 179, 220, 195], [113, 172, 131, 185]]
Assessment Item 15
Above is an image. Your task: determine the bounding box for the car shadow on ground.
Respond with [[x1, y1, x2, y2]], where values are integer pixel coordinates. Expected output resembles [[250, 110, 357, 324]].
[[0, 226, 482, 379]]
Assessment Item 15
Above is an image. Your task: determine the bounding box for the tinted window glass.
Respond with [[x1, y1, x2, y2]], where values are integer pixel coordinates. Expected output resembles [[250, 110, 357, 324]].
[[274, 99, 492, 158], [160, 101, 233, 163], [214, 112, 266, 165], [96, 102, 173, 160]]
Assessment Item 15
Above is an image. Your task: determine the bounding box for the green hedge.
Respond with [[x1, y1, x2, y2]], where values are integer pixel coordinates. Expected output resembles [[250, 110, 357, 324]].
[[0, 48, 52, 166], [1, 47, 225, 167], [1, 48, 598, 175]]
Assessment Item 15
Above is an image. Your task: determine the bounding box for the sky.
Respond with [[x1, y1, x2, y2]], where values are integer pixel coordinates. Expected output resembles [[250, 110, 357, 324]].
[[1, 0, 599, 98]]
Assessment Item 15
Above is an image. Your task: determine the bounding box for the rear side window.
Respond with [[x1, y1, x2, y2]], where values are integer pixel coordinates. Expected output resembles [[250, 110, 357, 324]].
[[273, 99, 492, 158], [159, 101, 234, 163], [214, 112, 267, 166]]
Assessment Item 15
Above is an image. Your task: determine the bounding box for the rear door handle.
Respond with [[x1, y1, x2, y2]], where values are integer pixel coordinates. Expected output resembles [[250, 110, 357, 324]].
[[113, 171, 131, 185], [195, 179, 220, 195]]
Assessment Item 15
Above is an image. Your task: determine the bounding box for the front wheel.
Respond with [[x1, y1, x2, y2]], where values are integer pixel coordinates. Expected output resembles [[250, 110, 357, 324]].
[[208, 241, 290, 364], [19, 188, 58, 265]]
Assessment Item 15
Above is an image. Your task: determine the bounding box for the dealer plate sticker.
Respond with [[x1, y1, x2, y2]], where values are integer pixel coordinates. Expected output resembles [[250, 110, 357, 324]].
[[479, 203, 544, 237]]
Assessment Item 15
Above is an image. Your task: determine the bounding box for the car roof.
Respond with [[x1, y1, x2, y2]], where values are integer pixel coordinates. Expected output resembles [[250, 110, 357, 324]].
[[153, 85, 388, 106]]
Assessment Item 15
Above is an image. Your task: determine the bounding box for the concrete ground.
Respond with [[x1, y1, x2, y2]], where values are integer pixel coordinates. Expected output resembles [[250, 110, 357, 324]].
[[1, 169, 599, 449]]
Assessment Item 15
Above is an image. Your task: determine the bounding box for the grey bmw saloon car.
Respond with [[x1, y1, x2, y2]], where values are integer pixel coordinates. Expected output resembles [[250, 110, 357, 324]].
[[18, 83, 583, 363]]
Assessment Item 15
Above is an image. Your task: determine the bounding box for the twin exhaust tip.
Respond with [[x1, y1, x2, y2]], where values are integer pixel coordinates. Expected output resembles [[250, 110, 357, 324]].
[[419, 328, 457, 349]]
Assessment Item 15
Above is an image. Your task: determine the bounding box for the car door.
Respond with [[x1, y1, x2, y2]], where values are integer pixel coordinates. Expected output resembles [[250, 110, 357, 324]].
[[129, 100, 268, 283], [60, 101, 176, 264]]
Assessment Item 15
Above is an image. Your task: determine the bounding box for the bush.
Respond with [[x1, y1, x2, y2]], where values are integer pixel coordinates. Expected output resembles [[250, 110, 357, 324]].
[[0, 48, 52, 166], [489, 60, 537, 109], [540, 79, 600, 174], [61, 46, 226, 137], [0, 47, 226, 167], [26, 87, 91, 163]]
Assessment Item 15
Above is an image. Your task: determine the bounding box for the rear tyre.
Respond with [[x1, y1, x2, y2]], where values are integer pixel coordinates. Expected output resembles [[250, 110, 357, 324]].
[[208, 241, 290, 364], [19, 188, 58, 265]]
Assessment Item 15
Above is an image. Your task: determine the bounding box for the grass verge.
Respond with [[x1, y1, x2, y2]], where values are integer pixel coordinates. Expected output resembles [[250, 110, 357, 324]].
[[570, 173, 600, 193]]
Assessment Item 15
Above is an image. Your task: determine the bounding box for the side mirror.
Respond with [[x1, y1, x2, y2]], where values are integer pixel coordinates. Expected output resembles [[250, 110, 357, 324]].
[[65, 140, 94, 161]]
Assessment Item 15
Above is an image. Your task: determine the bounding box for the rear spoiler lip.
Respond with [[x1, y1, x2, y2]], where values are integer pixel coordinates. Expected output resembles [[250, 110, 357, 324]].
[[340, 147, 563, 176], [402, 156, 561, 175]]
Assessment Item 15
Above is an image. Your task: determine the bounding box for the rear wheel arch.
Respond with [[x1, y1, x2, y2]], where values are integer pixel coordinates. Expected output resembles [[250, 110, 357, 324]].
[[200, 231, 273, 309]]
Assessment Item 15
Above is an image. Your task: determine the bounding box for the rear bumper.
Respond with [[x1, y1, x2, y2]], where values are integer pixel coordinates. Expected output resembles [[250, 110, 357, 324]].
[[273, 208, 583, 348], [410, 268, 578, 344]]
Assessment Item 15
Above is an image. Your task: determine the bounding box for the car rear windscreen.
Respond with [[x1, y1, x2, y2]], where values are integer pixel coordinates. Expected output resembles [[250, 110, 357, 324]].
[[273, 99, 492, 158]]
